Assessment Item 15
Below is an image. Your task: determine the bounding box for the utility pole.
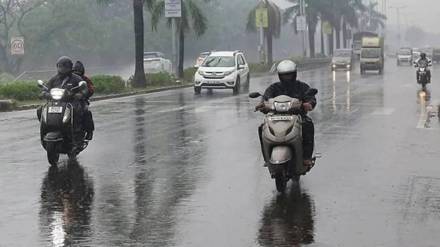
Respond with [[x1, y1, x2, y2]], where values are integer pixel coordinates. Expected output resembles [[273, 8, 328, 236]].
[[299, 0, 307, 57], [389, 5, 406, 48]]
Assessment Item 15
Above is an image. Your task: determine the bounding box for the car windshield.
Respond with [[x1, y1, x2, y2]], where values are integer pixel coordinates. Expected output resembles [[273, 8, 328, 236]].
[[144, 53, 160, 59], [361, 49, 380, 58], [202, 56, 235, 67], [334, 51, 351, 57], [399, 49, 412, 55]]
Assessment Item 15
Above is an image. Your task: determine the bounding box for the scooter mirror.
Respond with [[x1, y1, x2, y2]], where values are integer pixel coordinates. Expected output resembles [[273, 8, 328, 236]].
[[249, 92, 261, 98], [79, 81, 87, 88], [305, 88, 318, 96]]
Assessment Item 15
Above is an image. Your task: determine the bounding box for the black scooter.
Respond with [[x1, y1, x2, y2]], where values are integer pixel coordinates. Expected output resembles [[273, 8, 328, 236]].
[[414, 61, 432, 91], [37, 80, 89, 166]]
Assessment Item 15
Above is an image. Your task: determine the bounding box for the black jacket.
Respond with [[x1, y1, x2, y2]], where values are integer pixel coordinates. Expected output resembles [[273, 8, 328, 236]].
[[263, 80, 317, 108], [46, 73, 83, 91]]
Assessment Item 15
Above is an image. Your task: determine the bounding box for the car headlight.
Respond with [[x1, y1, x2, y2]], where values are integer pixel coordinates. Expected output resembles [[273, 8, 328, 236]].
[[347, 64, 351, 68], [332, 64, 336, 68], [224, 70, 234, 76], [198, 70, 205, 76]]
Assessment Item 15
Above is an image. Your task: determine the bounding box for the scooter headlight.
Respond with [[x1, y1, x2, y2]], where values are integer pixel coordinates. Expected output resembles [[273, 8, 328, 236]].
[[63, 107, 71, 124], [50, 88, 65, 100], [273, 102, 292, 112], [419, 67, 426, 72]]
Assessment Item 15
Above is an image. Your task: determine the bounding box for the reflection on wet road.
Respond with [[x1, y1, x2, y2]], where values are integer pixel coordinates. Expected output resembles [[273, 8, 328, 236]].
[[39, 160, 94, 246], [2, 61, 440, 246], [258, 185, 315, 247]]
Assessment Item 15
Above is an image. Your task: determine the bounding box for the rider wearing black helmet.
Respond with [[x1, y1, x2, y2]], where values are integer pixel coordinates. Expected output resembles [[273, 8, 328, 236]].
[[416, 52, 432, 83], [256, 60, 317, 168], [45, 56, 89, 142], [47, 56, 83, 90]]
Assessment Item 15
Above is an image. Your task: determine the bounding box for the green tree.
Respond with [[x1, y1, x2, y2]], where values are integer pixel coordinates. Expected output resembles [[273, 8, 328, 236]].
[[284, 0, 327, 57], [98, 0, 155, 87], [360, 1, 386, 32], [0, 0, 47, 74], [151, 0, 208, 78], [246, 0, 281, 64]]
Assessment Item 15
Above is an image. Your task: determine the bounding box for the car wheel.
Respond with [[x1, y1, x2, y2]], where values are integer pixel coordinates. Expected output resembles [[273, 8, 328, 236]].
[[233, 77, 241, 95], [194, 86, 201, 95]]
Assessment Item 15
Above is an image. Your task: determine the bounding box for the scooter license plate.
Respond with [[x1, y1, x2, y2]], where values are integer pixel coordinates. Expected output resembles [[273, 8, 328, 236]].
[[48, 106, 63, 113], [270, 116, 293, 121]]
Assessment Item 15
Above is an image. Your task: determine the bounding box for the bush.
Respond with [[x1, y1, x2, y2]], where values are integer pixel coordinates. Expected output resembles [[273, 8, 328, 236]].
[[0, 81, 40, 101], [91, 75, 126, 94], [147, 72, 176, 86], [183, 67, 197, 83], [249, 63, 273, 73]]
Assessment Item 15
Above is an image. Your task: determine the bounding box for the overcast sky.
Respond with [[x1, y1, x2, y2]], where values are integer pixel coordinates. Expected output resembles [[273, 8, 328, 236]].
[[271, 0, 439, 34], [386, 0, 440, 33]]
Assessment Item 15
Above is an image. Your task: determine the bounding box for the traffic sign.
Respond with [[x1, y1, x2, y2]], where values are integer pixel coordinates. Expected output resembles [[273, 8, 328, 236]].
[[296, 16, 307, 31], [322, 21, 333, 35], [11, 37, 24, 55], [255, 8, 269, 28], [165, 0, 181, 18]]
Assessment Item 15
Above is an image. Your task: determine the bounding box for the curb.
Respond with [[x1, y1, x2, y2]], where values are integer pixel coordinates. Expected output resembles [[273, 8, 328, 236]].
[[8, 84, 193, 112]]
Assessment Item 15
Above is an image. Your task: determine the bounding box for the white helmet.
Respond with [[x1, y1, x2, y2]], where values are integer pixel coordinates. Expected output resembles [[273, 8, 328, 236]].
[[277, 60, 297, 74]]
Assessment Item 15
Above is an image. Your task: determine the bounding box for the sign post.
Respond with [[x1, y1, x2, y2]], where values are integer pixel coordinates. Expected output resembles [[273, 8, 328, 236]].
[[256, 6, 268, 64], [11, 37, 24, 55], [165, 0, 182, 75]]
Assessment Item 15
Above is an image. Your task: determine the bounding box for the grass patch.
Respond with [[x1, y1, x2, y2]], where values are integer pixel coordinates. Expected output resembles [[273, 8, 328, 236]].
[[91, 75, 126, 94], [0, 81, 40, 101]]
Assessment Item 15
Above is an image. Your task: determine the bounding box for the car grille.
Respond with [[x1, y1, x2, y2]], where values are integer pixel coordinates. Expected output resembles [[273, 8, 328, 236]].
[[203, 72, 225, 79]]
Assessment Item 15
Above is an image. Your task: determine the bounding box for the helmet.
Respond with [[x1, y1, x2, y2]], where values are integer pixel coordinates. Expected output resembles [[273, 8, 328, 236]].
[[73, 61, 85, 76], [420, 52, 426, 59], [277, 60, 297, 84], [56, 56, 73, 75]]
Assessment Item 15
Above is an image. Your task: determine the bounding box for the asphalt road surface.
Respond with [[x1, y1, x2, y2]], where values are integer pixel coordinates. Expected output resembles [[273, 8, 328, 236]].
[[2, 60, 440, 247]]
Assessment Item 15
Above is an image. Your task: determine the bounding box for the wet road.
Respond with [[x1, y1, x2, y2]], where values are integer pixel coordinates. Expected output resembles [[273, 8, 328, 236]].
[[2, 61, 440, 246]]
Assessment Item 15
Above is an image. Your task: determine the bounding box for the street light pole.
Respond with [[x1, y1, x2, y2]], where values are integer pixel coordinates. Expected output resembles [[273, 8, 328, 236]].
[[389, 5, 406, 48], [299, 0, 307, 57]]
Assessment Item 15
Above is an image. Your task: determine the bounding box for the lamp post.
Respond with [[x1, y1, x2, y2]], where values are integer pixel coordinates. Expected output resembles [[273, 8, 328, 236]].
[[389, 5, 406, 48]]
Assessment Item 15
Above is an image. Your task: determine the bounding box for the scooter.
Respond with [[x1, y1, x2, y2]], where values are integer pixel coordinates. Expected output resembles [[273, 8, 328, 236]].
[[249, 88, 318, 192], [414, 61, 432, 91], [37, 80, 89, 166]]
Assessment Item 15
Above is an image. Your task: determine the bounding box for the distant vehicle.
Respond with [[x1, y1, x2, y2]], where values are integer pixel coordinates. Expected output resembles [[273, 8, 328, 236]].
[[195, 52, 210, 67], [397, 47, 413, 66], [360, 36, 384, 74], [331, 49, 353, 71], [412, 48, 421, 61], [194, 51, 250, 95], [143, 52, 172, 74], [353, 31, 378, 58], [433, 48, 440, 63]]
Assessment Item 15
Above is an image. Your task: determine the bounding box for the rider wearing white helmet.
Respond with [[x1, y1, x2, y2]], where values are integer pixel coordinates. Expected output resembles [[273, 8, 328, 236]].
[[258, 60, 316, 168]]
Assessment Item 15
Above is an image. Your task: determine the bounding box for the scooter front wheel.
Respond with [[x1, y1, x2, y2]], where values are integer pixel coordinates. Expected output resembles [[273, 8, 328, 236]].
[[46, 142, 59, 167], [275, 173, 287, 193]]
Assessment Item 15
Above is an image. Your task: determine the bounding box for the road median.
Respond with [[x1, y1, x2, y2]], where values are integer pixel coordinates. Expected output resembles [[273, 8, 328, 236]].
[[1, 59, 329, 112]]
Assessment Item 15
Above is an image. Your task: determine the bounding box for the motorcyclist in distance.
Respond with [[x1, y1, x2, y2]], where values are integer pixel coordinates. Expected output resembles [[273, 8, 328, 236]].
[[415, 52, 432, 83]]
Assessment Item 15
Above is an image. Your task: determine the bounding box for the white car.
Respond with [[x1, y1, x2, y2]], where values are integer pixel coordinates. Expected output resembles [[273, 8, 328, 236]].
[[194, 51, 250, 95], [143, 52, 172, 74]]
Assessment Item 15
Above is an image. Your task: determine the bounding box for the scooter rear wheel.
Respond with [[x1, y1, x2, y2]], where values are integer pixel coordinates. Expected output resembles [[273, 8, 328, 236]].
[[46, 142, 59, 167]]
